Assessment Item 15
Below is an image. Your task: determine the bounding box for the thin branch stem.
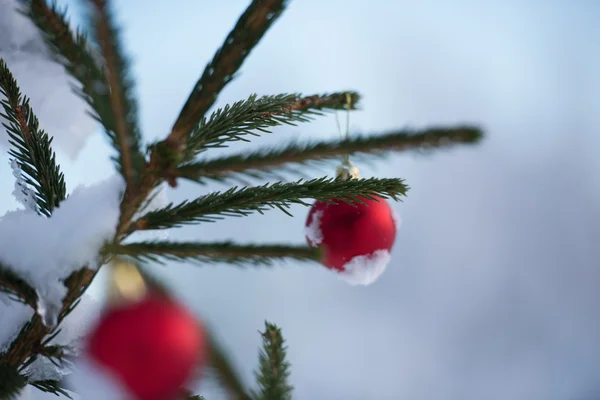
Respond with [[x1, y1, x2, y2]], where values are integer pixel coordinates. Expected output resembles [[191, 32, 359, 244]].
[[109, 241, 321, 265], [178, 126, 483, 183], [170, 0, 289, 142]]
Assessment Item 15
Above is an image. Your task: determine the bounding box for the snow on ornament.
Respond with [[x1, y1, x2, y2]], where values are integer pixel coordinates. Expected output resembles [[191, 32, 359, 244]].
[[305, 156, 399, 285], [305, 195, 398, 285]]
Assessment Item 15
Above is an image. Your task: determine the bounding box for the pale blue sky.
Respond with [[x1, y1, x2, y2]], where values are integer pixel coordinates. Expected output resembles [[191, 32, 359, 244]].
[[2, 1, 600, 399]]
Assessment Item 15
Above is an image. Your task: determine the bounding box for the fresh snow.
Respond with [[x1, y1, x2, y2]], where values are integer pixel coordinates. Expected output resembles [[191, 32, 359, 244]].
[[11, 159, 37, 212], [0, 0, 97, 160], [392, 208, 402, 230], [24, 356, 65, 382], [0, 175, 124, 328], [305, 210, 324, 246], [338, 249, 392, 286]]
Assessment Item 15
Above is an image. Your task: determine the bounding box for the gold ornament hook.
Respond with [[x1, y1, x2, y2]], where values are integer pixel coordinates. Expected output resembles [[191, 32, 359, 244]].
[[335, 92, 359, 180]]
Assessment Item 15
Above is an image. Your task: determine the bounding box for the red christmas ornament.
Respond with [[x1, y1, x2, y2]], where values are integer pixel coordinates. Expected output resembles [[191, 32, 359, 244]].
[[86, 292, 206, 400], [305, 195, 399, 285]]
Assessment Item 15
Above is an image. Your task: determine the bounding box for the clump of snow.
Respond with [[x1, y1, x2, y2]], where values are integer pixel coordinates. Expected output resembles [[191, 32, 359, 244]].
[[0, 300, 33, 352], [23, 355, 66, 382], [305, 210, 324, 246], [10, 159, 37, 212], [67, 354, 134, 400], [391, 208, 402, 230], [0, 0, 97, 160], [0, 175, 124, 328], [338, 249, 392, 286]]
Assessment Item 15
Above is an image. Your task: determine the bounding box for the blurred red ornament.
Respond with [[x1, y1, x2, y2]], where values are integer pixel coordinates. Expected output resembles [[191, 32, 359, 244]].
[[305, 196, 399, 285], [86, 292, 206, 400]]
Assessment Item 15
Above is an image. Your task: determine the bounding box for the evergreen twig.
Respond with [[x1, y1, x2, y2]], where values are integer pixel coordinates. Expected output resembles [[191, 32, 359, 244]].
[[87, 0, 145, 186], [170, 0, 289, 141], [129, 177, 407, 231], [179, 126, 483, 183], [184, 92, 360, 160], [0, 59, 67, 217], [251, 322, 293, 400], [109, 241, 321, 265]]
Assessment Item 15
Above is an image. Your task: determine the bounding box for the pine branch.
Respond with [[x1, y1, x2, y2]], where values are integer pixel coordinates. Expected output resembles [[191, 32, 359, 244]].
[[23, 0, 145, 181], [170, 0, 289, 142], [129, 177, 407, 230], [183, 92, 360, 160], [0, 59, 67, 217], [87, 0, 145, 185], [0, 262, 37, 309], [109, 242, 321, 265], [251, 322, 293, 400], [178, 126, 483, 183]]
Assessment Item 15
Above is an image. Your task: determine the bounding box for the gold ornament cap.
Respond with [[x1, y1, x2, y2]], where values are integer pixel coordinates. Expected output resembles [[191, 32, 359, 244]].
[[107, 258, 148, 306]]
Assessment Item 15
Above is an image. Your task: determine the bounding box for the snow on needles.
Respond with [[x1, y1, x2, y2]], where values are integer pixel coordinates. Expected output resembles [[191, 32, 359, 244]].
[[10, 159, 37, 212], [0, 175, 124, 328], [339, 249, 392, 286], [392, 208, 402, 230]]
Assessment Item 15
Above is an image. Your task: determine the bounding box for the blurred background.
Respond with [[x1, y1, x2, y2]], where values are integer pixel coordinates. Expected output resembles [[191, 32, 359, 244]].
[[1, 0, 600, 399]]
